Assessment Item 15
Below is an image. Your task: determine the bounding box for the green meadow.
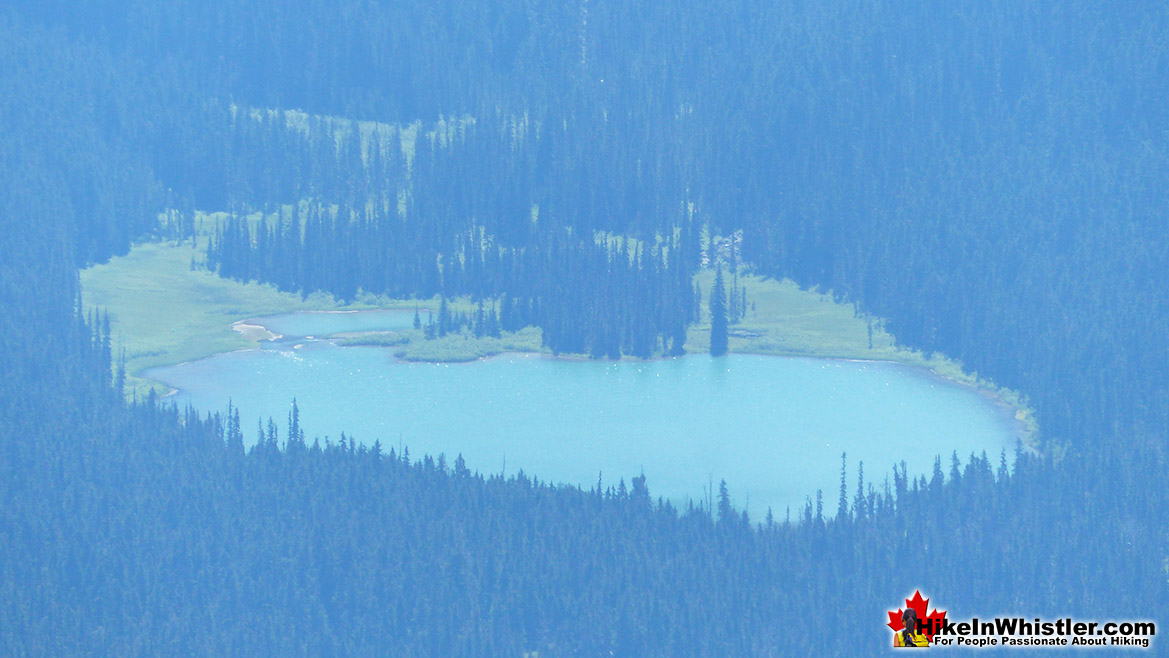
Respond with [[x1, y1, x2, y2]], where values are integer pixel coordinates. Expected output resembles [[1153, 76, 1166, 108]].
[[341, 327, 544, 362], [80, 239, 379, 396], [79, 235, 518, 393], [688, 269, 1035, 439]]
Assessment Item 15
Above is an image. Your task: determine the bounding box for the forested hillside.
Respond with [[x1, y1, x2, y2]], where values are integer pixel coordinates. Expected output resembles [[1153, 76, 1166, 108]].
[[2, 2, 1167, 654]]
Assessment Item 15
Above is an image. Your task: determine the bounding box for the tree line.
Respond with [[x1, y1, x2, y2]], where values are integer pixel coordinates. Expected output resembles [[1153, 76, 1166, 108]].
[[206, 202, 697, 358], [3, 1, 1168, 653]]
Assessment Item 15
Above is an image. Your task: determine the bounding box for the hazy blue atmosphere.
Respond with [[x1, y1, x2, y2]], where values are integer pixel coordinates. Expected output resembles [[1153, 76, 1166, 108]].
[[2, 0, 1166, 654]]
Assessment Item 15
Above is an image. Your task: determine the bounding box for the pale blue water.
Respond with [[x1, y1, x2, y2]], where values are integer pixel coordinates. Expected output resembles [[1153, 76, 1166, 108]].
[[148, 313, 1020, 517]]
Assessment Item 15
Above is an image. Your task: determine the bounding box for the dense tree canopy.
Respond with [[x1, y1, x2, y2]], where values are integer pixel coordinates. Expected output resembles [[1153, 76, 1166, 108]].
[[2, 1, 1168, 653]]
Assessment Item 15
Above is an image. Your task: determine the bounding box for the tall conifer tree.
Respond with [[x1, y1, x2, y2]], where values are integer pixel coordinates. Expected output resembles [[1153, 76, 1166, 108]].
[[709, 265, 728, 356]]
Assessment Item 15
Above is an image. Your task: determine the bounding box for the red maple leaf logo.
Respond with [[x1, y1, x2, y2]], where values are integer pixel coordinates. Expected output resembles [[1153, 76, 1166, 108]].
[[887, 590, 947, 643]]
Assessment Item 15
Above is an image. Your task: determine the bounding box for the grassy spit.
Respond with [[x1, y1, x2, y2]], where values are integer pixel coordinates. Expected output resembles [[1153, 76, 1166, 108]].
[[340, 327, 543, 362]]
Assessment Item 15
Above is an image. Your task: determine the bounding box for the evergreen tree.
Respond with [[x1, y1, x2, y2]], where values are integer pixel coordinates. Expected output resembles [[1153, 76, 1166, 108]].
[[438, 296, 449, 337], [474, 299, 485, 337], [709, 265, 728, 356], [837, 453, 849, 521], [692, 281, 702, 323], [717, 479, 732, 525], [487, 304, 501, 338], [728, 272, 739, 325]]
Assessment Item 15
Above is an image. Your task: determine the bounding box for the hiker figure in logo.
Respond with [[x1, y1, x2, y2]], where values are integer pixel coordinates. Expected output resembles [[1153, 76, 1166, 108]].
[[895, 608, 929, 647]]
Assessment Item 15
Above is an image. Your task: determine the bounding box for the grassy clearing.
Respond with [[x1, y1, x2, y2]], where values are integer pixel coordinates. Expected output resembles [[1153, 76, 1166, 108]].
[[337, 332, 413, 348], [689, 270, 1037, 440], [689, 270, 900, 360], [238, 104, 475, 171], [79, 236, 530, 394], [80, 239, 385, 396], [341, 327, 544, 362]]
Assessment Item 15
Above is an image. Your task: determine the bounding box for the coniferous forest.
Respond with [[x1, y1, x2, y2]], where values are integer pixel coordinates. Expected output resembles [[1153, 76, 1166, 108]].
[[2, 1, 1168, 654]]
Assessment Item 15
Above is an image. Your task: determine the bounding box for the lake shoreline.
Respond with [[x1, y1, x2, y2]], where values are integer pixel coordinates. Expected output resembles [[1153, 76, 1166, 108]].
[[149, 310, 1036, 451], [232, 321, 283, 342], [148, 345, 1023, 516], [81, 240, 1035, 447]]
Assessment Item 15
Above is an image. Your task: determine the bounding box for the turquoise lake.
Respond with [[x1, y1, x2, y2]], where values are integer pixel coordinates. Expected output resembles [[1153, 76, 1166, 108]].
[[147, 311, 1021, 517]]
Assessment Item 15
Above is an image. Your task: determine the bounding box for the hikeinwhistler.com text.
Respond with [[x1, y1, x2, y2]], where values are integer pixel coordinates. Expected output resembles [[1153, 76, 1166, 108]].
[[921, 617, 1155, 649]]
